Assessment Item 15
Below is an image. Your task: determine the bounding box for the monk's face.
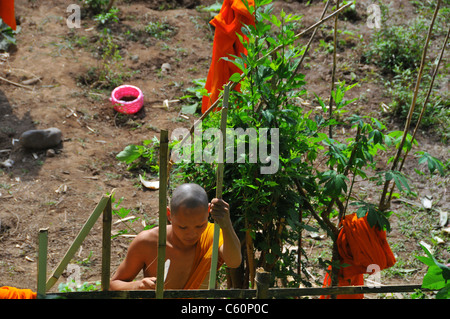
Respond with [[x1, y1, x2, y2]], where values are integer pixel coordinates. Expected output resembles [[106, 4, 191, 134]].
[[168, 204, 209, 247]]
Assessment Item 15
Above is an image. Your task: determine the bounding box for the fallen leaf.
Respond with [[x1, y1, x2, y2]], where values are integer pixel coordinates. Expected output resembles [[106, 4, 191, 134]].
[[421, 195, 432, 209], [139, 174, 159, 190], [439, 210, 448, 228]]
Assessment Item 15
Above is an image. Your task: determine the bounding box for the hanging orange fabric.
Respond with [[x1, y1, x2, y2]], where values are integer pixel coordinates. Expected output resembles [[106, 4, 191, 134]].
[[183, 223, 224, 289], [0, 286, 37, 299], [201, 0, 255, 114], [320, 213, 396, 299], [0, 0, 16, 30]]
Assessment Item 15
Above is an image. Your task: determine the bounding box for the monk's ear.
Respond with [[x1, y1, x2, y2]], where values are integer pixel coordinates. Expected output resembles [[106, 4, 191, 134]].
[[208, 203, 211, 214], [167, 207, 172, 222]]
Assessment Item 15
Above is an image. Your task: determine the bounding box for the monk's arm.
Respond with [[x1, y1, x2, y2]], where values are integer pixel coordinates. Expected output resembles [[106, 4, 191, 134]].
[[210, 198, 242, 268], [110, 232, 156, 290], [219, 220, 242, 268]]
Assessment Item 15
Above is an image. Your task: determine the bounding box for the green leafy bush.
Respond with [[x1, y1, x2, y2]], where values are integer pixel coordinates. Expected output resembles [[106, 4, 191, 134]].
[[363, 17, 428, 74]]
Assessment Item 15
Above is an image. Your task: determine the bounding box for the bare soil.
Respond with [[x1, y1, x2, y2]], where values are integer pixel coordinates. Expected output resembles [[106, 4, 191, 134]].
[[0, 0, 448, 297]]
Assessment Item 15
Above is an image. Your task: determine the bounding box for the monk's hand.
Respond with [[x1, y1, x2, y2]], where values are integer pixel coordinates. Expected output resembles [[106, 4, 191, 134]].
[[210, 198, 232, 230], [139, 277, 157, 290]]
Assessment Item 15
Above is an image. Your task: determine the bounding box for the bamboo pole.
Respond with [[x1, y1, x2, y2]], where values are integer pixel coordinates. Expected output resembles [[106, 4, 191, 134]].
[[101, 196, 112, 291], [379, 0, 441, 211], [328, 0, 339, 140], [386, 24, 449, 203], [46, 195, 110, 291], [245, 218, 255, 288], [37, 228, 48, 298], [255, 268, 271, 299], [156, 130, 169, 299], [208, 84, 230, 290]]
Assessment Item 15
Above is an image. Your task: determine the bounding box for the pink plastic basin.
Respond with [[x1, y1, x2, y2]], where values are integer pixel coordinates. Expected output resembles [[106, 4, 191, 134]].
[[110, 85, 144, 114]]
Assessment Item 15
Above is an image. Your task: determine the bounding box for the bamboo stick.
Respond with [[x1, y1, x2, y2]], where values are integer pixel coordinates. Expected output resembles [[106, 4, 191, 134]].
[[156, 130, 169, 299], [101, 196, 112, 291], [46, 195, 110, 291], [208, 84, 230, 290], [379, 0, 441, 211], [245, 219, 255, 288], [328, 0, 340, 140], [255, 268, 271, 299], [37, 228, 48, 298], [386, 24, 449, 203], [0, 75, 34, 90]]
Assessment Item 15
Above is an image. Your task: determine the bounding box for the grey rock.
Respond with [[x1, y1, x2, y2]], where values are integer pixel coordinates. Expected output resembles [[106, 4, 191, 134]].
[[20, 128, 62, 150]]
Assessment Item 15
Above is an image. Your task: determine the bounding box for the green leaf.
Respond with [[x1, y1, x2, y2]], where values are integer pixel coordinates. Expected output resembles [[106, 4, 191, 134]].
[[320, 170, 348, 197], [417, 243, 450, 296], [416, 151, 445, 176], [229, 72, 242, 83], [422, 265, 446, 290], [181, 102, 198, 114], [385, 170, 411, 193], [350, 201, 391, 231], [116, 145, 143, 164]]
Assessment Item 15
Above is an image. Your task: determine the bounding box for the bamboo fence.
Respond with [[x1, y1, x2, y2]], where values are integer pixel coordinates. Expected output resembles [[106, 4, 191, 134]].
[[35, 131, 438, 299]]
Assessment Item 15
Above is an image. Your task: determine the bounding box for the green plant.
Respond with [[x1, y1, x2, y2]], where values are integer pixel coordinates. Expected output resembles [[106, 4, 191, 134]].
[[178, 78, 208, 114], [145, 19, 177, 40], [363, 17, 428, 74], [385, 64, 449, 139], [109, 192, 155, 238], [94, 7, 120, 25], [58, 280, 101, 292], [0, 19, 20, 51], [116, 136, 160, 174], [80, 0, 111, 15], [78, 28, 134, 90], [364, 6, 449, 141], [416, 244, 450, 299]]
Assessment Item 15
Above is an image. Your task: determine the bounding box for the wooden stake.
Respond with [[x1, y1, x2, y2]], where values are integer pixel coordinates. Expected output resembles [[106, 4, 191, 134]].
[[208, 84, 230, 290], [101, 196, 112, 291], [37, 228, 48, 298], [255, 268, 271, 299], [156, 130, 169, 299]]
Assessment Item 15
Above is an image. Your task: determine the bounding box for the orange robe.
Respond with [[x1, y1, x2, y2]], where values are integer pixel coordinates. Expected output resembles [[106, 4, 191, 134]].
[[321, 213, 396, 299], [201, 0, 255, 113], [0, 0, 16, 30], [183, 223, 224, 289], [0, 286, 37, 299]]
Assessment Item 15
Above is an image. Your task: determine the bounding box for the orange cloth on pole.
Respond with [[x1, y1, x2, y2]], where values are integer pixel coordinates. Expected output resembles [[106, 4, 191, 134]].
[[183, 223, 224, 289], [0, 286, 37, 299], [0, 0, 16, 30], [321, 213, 396, 299], [201, 0, 255, 113]]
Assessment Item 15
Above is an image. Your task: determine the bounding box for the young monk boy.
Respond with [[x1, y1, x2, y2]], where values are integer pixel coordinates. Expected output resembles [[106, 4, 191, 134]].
[[110, 183, 242, 290]]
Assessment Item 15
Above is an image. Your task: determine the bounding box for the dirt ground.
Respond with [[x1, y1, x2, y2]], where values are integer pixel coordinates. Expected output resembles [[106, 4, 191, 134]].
[[0, 0, 448, 296]]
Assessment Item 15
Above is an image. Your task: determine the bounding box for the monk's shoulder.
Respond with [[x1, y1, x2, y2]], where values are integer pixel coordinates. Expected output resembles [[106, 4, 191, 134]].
[[131, 227, 159, 252]]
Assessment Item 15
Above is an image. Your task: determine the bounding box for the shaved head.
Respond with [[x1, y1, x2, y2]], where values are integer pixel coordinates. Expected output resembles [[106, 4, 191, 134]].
[[170, 183, 209, 215]]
